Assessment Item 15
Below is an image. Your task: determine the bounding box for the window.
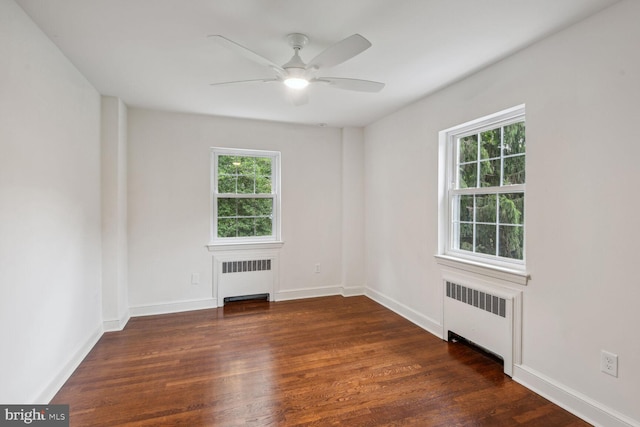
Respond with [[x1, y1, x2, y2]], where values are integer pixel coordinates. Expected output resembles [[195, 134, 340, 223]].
[[211, 148, 281, 244], [441, 105, 525, 269]]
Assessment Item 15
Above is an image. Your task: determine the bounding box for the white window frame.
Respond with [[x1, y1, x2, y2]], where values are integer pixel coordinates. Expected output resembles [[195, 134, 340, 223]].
[[209, 147, 282, 247], [438, 105, 527, 275]]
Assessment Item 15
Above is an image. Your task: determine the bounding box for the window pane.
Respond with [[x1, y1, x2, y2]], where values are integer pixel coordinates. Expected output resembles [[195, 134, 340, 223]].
[[458, 195, 473, 222], [499, 225, 523, 259], [236, 199, 256, 216], [459, 223, 473, 252], [503, 122, 525, 156], [459, 163, 477, 189], [255, 217, 273, 236], [255, 176, 272, 194], [503, 155, 525, 185], [480, 128, 501, 159], [217, 198, 274, 238], [476, 194, 497, 223], [499, 193, 524, 225], [475, 224, 496, 255], [230, 217, 273, 237], [218, 218, 237, 238], [236, 218, 254, 237], [479, 159, 500, 187], [459, 135, 478, 163], [255, 157, 272, 176], [217, 198, 236, 217], [254, 198, 273, 216], [218, 175, 236, 193], [236, 157, 255, 175], [237, 175, 254, 193], [229, 198, 273, 217], [218, 155, 237, 175], [218, 155, 274, 195]]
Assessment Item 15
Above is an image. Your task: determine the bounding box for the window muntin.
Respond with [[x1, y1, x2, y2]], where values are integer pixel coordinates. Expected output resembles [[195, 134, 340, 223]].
[[447, 108, 525, 266], [212, 149, 280, 243]]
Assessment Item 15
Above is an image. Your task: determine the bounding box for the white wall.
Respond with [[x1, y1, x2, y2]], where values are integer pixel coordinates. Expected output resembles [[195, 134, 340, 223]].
[[0, 0, 102, 403], [101, 96, 129, 330], [364, 1, 640, 425], [341, 128, 365, 294], [127, 109, 346, 310]]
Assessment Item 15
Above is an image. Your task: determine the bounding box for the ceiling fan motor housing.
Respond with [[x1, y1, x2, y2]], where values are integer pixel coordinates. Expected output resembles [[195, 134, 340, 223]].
[[283, 34, 309, 75], [286, 33, 309, 50]]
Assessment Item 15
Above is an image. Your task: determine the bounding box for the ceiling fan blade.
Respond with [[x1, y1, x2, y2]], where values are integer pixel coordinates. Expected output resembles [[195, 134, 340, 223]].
[[210, 78, 280, 87], [287, 89, 309, 106], [314, 77, 385, 93], [307, 34, 372, 70], [209, 35, 286, 77]]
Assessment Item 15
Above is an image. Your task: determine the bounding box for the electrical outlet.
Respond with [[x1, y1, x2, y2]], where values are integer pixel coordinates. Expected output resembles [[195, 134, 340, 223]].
[[314, 263, 321, 274], [191, 273, 200, 285], [600, 350, 618, 377]]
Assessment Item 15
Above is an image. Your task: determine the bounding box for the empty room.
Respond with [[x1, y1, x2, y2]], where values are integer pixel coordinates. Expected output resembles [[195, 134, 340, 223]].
[[1, 0, 639, 425]]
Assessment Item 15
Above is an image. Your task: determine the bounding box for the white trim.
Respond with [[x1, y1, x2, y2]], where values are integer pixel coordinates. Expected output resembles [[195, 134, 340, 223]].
[[129, 298, 218, 316], [452, 183, 525, 196], [435, 254, 529, 286], [341, 285, 366, 297], [365, 288, 443, 338], [275, 286, 343, 301], [103, 310, 131, 332], [513, 365, 639, 427], [274, 285, 365, 301], [207, 241, 284, 252], [35, 325, 103, 404], [444, 104, 526, 136]]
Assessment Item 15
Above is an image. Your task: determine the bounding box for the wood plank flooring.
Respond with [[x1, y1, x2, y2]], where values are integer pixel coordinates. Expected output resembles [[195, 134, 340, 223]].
[[51, 296, 590, 426]]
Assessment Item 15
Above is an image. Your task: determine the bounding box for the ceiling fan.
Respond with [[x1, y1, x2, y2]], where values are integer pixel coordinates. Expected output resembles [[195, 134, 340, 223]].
[[208, 33, 385, 105]]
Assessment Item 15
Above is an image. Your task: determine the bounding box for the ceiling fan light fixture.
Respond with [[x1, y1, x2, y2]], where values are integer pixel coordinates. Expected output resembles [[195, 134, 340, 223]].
[[210, 33, 384, 104], [284, 77, 309, 89]]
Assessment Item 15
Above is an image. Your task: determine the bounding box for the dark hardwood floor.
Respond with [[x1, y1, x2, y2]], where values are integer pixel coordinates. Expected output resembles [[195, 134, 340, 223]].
[[52, 296, 589, 426]]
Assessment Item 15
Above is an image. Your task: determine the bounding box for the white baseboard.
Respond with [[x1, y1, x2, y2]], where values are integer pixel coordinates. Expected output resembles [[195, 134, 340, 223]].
[[365, 288, 443, 338], [103, 310, 131, 332], [513, 364, 638, 427], [36, 325, 103, 404], [129, 289, 362, 315], [275, 286, 342, 301], [275, 285, 366, 301], [129, 298, 217, 317], [341, 285, 366, 297]]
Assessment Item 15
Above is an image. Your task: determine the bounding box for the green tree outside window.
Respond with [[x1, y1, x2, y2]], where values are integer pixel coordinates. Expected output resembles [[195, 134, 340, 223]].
[[216, 155, 274, 238], [454, 121, 525, 260]]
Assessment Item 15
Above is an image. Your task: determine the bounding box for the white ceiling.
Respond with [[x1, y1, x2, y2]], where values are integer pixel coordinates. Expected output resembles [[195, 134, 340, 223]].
[[16, 0, 618, 128]]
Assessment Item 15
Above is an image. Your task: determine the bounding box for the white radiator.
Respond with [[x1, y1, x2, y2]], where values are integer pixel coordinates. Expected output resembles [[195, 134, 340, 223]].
[[212, 252, 279, 306], [442, 273, 522, 377]]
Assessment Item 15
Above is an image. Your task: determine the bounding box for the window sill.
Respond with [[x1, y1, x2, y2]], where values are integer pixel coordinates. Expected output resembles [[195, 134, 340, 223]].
[[434, 254, 529, 286], [207, 241, 284, 252]]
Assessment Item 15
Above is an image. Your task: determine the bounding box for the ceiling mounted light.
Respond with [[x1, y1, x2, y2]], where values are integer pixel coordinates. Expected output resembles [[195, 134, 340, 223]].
[[284, 77, 309, 89], [282, 34, 309, 90], [209, 33, 385, 106]]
